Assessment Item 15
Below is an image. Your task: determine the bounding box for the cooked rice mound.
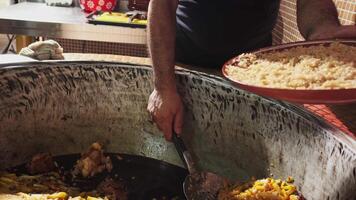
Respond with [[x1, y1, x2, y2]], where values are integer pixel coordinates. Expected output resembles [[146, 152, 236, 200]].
[[226, 43, 356, 89], [218, 177, 302, 200]]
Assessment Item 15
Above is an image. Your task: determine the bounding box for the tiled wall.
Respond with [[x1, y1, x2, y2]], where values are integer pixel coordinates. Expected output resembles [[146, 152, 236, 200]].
[[58, 0, 355, 56], [272, 0, 304, 44], [55, 38, 148, 57], [0, 1, 13, 52], [0, 35, 9, 51], [333, 0, 356, 25], [272, 0, 356, 45]]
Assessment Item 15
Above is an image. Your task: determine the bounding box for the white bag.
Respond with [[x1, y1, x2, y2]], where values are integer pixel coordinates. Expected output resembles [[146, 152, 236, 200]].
[[45, 0, 73, 7]]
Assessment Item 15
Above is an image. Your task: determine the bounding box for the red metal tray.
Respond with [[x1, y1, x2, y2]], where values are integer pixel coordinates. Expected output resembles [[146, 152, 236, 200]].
[[222, 40, 356, 104]]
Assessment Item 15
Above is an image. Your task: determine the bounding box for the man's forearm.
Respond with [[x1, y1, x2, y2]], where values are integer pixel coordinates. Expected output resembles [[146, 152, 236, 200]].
[[147, 0, 178, 92], [297, 0, 340, 40]]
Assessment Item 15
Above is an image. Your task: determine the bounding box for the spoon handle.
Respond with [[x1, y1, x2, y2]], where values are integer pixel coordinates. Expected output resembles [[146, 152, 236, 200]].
[[172, 132, 197, 174]]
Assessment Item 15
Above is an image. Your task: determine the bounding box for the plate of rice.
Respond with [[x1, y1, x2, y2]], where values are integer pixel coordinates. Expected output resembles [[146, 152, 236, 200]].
[[222, 40, 356, 104]]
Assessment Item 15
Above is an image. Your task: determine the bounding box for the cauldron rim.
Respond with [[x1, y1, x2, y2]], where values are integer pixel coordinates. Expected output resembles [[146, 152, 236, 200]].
[[0, 60, 355, 152]]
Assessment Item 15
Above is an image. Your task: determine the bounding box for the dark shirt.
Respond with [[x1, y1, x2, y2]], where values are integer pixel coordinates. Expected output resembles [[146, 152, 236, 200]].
[[176, 0, 280, 67]]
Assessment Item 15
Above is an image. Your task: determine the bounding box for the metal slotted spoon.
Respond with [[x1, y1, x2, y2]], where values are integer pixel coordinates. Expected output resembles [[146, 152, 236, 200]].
[[172, 132, 226, 200]]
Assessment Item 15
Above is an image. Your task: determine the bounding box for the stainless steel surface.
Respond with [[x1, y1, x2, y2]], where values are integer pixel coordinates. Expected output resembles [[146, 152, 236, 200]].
[[0, 2, 84, 23], [0, 2, 146, 44], [0, 54, 36, 64], [0, 61, 355, 200]]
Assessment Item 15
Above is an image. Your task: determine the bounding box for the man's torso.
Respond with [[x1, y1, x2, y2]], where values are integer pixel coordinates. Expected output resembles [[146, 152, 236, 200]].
[[176, 0, 280, 67]]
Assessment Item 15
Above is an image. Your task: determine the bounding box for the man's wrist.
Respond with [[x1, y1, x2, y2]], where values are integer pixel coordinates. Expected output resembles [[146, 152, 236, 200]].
[[153, 69, 177, 92], [154, 83, 178, 93]]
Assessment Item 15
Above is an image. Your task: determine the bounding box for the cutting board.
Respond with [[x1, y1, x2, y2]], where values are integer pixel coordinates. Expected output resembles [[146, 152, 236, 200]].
[[88, 12, 147, 28]]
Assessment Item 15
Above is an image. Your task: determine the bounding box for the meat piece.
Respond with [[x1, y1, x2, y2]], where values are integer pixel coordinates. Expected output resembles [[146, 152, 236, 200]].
[[97, 178, 127, 200], [26, 153, 56, 175], [72, 143, 113, 178]]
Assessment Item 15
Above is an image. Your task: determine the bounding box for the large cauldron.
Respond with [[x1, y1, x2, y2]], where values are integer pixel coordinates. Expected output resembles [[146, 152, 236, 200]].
[[0, 62, 355, 200]]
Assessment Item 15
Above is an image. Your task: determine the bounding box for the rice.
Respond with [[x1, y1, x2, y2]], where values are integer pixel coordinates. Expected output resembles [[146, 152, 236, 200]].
[[225, 43, 356, 89], [218, 177, 303, 200]]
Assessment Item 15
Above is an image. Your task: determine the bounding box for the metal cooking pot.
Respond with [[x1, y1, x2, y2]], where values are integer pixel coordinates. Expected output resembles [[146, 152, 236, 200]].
[[0, 61, 355, 200]]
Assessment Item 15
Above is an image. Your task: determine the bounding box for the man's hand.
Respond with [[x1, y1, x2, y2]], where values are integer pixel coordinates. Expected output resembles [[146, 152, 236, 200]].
[[297, 0, 356, 40], [308, 25, 356, 40], [147, 0, 180, 140], [147, 89, 184, 141]]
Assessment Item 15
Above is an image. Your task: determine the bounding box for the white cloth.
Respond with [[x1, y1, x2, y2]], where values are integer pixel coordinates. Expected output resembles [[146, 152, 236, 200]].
[[19, 40, 64, 60]]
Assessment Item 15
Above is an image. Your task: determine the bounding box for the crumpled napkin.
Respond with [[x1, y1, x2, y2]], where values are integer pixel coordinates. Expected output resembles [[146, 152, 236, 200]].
[[19, 40, 64, 60], [45, 0, 73, 7]]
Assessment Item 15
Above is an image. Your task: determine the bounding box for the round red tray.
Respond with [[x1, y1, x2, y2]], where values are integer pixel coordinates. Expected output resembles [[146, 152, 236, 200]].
[[222, 40, 356, 104]]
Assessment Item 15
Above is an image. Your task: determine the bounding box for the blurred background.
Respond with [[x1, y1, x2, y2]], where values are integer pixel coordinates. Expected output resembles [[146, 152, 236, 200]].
[[0, 0, 354, 57]]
